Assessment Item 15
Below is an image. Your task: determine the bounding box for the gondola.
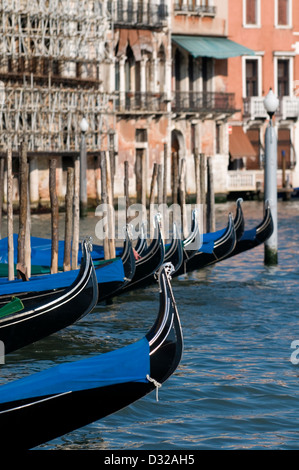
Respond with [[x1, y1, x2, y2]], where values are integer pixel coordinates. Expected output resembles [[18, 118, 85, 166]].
[[0, 252, 125, 306], [121, 215, 165, 292], [0, 239, 98, 355], [0, 227, 133, 278], [234, 198, 245, 241], [175, 209, 202, 276], [164, 223, 184, 273], [146, 223, 184, 286], [95, 227, 136, 301], [0, 230, 135, 304], [134, 222, 148, 256], [224, 200, 274, 259], [0, 262, 183, 450], [183, 212, 237, 272]]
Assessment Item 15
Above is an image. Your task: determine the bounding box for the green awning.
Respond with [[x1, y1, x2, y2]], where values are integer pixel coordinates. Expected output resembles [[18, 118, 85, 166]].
[[172, 35, 255, 59]]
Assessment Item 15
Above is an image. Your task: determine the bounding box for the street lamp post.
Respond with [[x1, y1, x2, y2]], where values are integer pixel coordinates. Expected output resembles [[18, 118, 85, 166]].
[[263, 88, 279, 265], [79, 117, 89, 218]]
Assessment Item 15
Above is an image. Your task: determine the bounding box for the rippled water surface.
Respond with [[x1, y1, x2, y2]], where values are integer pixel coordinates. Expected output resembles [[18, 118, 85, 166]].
[[1, 200, 299, 450]]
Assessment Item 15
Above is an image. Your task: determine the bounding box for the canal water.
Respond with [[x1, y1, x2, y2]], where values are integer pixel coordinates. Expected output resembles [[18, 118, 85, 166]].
[[0, 199, 299, 450]]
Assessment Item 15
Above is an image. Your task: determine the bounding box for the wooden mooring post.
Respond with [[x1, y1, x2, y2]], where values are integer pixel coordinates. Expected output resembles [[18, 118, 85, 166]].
[[105, 150, 115, 259], [179, 158, 188, 238], [200, 153, 206, 233], [100, 151, 115, 260], [149, 163, 158, 207], [163, 143, 168, 204], [49, 158, 59, 274], [17, 140, 30, 281], [72, 155, 80, 270], [0, 157, 4, 238], [124, 160, 130, 224], [7, 143, 14, 280], [206, 156, 215, 233], [157, 163, 163, 206], [194, 150, 201, 206], [172, 151, 179, 204], [64, 167, 74, 271]]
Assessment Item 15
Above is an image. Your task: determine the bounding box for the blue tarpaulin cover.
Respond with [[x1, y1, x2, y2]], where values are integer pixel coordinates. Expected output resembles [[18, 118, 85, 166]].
[[197, 228, 226, 254], [0, 257, 125, 295], [0, 234, 123, 267], [202, 228, 226, 243], [240, 228, 256, 241], [0, 337, 150, 404]]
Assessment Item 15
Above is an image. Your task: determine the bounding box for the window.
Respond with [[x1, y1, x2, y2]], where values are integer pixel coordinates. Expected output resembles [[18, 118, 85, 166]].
[[243, 0, 260, 27], [136, 129, 147, 143], [242, 56, 262, 98], [246, 128, 261, 169], [216, 123, 221, 154], [246, 60, 258, 96], [277, 59, 290, 96], [278, 128, 291, 170], [157, 45, 166, 93], [275, 0, 292, 27]]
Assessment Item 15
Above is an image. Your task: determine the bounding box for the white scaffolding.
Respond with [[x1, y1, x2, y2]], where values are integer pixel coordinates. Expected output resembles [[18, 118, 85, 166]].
[[0, 0, 114, 152]]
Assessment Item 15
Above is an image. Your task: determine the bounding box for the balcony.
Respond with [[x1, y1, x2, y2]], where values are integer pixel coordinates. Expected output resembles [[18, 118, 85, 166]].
[[172, 91, 236, 115], [109, 1, 168, 28], [243, 97, 268, 120], [174, 2, 216, 16], [243, 96, 299, 120], [279, 96, 299, 120], [227, 171, 257, 192], [115, 91, 168, 114]]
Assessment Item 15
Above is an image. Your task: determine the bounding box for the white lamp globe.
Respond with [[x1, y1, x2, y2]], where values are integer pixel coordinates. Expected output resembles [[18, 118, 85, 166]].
[[263, 88, 279, 115], [80, 117, 89, 133]]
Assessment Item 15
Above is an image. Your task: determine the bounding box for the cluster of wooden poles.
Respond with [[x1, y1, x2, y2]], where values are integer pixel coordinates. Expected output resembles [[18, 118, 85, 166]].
[[0, 140, 215, 282], [126, 148, 216, 238]]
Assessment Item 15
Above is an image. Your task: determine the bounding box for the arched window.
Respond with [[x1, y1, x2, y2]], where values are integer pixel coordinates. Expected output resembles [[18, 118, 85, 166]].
[[158, 45, 166, 93], [125, 46, 135, 92]]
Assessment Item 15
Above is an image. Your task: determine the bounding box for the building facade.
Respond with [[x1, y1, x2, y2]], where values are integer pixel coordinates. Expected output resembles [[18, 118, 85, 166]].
[[227, 0, 299, 194], [2, 0, 298, 211], [112, 0, 255, 204], [0, 0, 115, 207], [108, 0, 172, 207]]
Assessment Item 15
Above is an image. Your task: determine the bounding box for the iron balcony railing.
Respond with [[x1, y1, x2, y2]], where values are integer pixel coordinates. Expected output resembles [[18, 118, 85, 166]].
[[108, 1, 168, 27], [115, 91, 236, 114], [115, 91, 168, 113], [172, 91, 236, 114], [174, 2, 216, 15]]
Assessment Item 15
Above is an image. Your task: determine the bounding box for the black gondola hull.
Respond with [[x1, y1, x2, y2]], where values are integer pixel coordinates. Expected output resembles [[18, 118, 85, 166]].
[[0, 263, 183, 450], [0, 381, 155, 450], [0, 242, 98, 354], [122, 221, 165, 291], [225, 204, 274, 258], [182, 214, 236, 273]]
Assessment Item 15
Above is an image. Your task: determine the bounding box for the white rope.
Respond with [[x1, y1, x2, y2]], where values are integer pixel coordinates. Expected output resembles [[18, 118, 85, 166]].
[[146, 374, 162, 401]]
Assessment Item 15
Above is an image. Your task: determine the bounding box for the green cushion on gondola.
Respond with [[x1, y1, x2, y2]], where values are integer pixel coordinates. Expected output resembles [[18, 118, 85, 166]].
[[0, 297, 24, 319]]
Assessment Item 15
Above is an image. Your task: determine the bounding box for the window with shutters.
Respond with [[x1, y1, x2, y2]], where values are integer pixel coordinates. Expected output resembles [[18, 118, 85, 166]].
[[243, 0, 260, 27], [246, 60, 258, 97], [275, 0, 292, 27], [277, 59, 290, 97]]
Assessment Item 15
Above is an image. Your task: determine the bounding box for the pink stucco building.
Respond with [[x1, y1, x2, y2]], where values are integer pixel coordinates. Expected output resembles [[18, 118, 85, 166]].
[[227, 0, 299, 193]]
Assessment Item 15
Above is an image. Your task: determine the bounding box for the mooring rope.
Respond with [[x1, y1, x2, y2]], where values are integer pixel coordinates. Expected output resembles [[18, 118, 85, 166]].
[[146, 374, 162, 401]]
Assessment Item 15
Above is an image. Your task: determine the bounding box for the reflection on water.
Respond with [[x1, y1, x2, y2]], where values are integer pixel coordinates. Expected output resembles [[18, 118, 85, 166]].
[[0, 200, 299, 450]]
